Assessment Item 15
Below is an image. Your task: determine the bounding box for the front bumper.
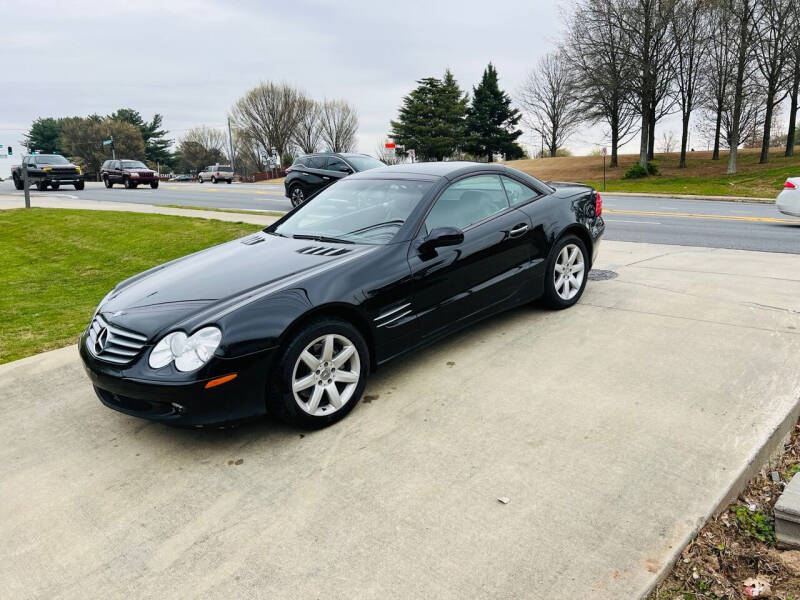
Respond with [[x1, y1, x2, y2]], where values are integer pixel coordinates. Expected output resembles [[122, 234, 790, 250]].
[[79, 333, 277, 426]]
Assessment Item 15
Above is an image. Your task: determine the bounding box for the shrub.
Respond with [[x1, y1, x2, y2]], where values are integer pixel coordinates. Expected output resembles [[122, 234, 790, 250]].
[[623, 163, 648, 179], [647, 162, 660, 176]]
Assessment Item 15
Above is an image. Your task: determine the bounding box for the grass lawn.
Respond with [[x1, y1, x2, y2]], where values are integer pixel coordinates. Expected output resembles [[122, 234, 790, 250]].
[[506, 146, 800, 198], [160, 204, 285, 217], [0, 208, 260, 365]]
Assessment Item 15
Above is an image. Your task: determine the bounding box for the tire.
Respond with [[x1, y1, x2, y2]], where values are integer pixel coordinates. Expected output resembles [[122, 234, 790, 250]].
[[211, 176, 217, 184], [36, 181, 48, 191], [104, 177, 112, 188], [13, 174, 23, 190], [198, 177, 203, 184], [288, 183, 306, 207], [74, 181, 85, 191], [540, 234, 589, 310], [227, 179, 232, 184], [50, 184, 60, 191], [268, 318, 370, 429], [131, 183, 138, 189], [150, 181, 159, 189], [123, 178, 131, 189]]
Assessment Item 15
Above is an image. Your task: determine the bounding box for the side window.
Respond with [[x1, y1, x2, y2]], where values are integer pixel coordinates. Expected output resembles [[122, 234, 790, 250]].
[[325, 157, 348, 172], [501, 176, 538, 206], [425, 175, 509, 232], [307, 156, 326, 169]]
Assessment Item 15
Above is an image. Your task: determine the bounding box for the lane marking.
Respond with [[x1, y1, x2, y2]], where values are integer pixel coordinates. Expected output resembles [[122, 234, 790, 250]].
[[604, 219, 662, 225], [604, 208, 800, 224]]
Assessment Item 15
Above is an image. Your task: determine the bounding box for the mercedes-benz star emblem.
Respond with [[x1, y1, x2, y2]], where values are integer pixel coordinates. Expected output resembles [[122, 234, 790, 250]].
[[94, 327, 108, 354]]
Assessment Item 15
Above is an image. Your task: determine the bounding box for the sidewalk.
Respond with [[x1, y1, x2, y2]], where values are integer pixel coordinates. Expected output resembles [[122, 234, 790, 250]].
[[0, 194, 282, 227], [604, 191, 775, 204], [1, 240, 799, 598]]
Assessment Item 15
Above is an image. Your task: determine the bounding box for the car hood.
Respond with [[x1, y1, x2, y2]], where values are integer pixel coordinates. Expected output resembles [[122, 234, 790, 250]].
[[100, 233, 374, 337]]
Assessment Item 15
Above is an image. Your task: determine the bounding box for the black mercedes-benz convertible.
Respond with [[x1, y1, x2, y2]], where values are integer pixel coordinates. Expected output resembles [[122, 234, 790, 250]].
[[80, 162, 604, 428]]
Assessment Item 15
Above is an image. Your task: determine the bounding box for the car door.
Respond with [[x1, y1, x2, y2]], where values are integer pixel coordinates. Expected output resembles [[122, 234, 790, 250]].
[[322, 156, 353, 185], [406, 174, 534, 339], [299, 156, 331, 196]]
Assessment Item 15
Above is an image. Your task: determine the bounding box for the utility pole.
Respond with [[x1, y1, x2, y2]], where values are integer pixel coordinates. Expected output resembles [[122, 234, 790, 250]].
[[227, 117, 236, 175], [22, 161, 30, 208]]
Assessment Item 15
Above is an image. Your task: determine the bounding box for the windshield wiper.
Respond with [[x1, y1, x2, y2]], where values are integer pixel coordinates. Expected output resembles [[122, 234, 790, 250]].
[[292, 234, 355, 244], [344, 220, 404, 236]]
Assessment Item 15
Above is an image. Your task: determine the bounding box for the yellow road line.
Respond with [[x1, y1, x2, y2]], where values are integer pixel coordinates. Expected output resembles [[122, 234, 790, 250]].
[[604, 208, 800, 224]]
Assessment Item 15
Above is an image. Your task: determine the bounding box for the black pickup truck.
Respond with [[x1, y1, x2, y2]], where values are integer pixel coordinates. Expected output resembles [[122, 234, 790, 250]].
[[12, 154, 85, 191]]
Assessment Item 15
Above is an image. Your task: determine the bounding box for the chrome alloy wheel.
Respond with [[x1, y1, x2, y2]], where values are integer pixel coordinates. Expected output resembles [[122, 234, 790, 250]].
[[290, 186, 305, 206], [291, 334, 361, 416], [554, 243, 585, 301]]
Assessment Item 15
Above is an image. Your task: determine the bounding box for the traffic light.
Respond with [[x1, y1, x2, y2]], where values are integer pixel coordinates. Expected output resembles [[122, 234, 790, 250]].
[[7, 146, 11, 156]]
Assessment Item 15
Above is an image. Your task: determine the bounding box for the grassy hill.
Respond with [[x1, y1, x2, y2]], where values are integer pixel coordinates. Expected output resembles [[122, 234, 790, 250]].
[[505, 146, 800, 199]]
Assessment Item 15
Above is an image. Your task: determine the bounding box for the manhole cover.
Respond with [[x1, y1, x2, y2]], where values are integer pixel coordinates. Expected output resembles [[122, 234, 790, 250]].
[[588, 269, 618, 281]]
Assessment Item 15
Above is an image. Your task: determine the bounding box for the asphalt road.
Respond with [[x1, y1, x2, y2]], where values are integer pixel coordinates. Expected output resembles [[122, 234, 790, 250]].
[[2, 180, 798, 253]]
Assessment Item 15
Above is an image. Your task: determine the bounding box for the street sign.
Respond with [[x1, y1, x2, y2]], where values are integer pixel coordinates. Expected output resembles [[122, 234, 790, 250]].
[[385, 142, 396, 150], [103, 139, 113, 146], [407, 149, 416, 161], [601, 147, 607, 157]]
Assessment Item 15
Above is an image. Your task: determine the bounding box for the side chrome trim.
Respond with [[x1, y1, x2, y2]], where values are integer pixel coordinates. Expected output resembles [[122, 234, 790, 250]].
[[376, 310, 412, 328], [375, 302, 411, 322]]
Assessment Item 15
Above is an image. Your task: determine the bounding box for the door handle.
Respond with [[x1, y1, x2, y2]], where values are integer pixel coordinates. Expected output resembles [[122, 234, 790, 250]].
[[509, 224, 529, 238]]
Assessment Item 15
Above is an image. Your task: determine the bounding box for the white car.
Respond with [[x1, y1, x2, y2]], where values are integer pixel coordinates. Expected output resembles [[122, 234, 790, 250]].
[[777, 178, 800, 217], [198, 164, 233, 184]]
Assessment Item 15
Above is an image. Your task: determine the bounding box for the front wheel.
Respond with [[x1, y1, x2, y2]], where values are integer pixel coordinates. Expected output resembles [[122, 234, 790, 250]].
[[540, 235, 588, 309], [13, 174, 23, 190], [50, 183, 60, 190], [227, 179, 232, 184], [104, 177, 112, 188], [150, 181, 159, 189], [269, 318, 369, 428], [36, 181, 48, 191], [74, 181, 85, 190], [123, 178, 131, 189]]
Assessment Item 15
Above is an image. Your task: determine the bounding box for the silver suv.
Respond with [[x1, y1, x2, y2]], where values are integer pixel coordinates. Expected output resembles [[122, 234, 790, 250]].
[[198, 164, 233, 184]]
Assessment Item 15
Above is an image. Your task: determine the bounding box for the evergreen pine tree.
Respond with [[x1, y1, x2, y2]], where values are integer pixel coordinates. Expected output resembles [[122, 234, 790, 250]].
[[465, 63, 524, 162]]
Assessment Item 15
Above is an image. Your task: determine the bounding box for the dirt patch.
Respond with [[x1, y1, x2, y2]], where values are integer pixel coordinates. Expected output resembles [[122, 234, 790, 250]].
[[649, 421, 800, 599]]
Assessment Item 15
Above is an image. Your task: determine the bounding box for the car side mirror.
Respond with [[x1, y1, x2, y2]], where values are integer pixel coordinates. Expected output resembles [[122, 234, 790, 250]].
[[419, 227, 464, 255], [339, 166, 353, 174]]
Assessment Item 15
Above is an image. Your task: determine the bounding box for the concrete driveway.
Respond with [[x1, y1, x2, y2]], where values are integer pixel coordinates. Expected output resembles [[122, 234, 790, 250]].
[[2, 240, 799, 599]]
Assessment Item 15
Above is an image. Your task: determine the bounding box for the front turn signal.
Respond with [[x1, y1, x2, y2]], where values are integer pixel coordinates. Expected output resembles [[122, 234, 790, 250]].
[[205, 373, 238, 389]]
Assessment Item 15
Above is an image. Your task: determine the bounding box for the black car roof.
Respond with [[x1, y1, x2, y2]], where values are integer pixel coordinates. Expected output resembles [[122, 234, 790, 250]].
[[348, 161, 506, 181]]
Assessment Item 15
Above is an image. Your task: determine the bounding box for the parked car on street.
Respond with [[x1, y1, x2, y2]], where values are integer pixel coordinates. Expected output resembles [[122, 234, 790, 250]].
[[169, 174, 194, 182], [284, 153, 385, 206], [12, 154, 85, 191], [198, 164, 233, 184], [101, 160, 159, 189], [777, 178, 800, 217], [80, 162, 604, 429]]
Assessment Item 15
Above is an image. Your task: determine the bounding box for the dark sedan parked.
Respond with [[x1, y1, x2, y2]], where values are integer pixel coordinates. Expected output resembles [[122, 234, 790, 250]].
[[101, 159, 159, 189], [80, 162, 604, 429], [284, 152, 385, 206]]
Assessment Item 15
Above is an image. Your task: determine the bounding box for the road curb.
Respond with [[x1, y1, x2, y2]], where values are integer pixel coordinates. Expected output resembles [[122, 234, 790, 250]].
[[605, 192, 775, 204], [643, 396, 800, 599]]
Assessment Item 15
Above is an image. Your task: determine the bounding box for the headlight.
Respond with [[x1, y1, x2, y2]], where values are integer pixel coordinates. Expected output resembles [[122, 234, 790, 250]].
[[76, 166, 82, 175], [42, 166, 52, 171], [131, 172, 139, 178], [148, 327, 222, 372]]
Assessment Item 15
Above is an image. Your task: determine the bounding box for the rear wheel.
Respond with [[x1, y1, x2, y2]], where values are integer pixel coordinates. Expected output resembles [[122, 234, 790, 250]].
[[227, 179, 232, 184], [540, 234, 588, 309], [198, 176, 203, 184], [289, 183, 306, 207], [269, 318, 369, 428], [36, 181, 48, 191], [150, 180, 159, 189], [50, 183, 60, 190], [74, 181, 85, 190], [211, 176, 217, 184]]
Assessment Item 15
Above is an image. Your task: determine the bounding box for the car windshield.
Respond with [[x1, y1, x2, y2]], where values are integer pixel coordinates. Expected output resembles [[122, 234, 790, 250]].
[[121, 160, 147, 169], [35, 155, 69, 165], [346, 156, 385, 171], [272, 179, 432, 244]]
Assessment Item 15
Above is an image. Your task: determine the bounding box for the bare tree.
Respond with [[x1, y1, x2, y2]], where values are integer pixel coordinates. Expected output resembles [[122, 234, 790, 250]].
[[176, 126, 227, 172], [658, 130, 678, 153], [670, 0, 710, 167], [318, 100, 359, 153], [616, 0, 678, 168], [703, 1, 736, 160], [233, 128, 266, 175], [753, 0, 794, 163], [518, 52, 582, 158], [565, 0, 638, 167], [726, 0, 759, 174], [785, 20, 800, 156], [231, 82, 304, 167], [293, 98, 322, 155]]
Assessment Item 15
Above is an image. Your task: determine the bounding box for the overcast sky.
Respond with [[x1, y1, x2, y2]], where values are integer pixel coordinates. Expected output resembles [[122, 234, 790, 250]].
[[2, 0, 588, 157]]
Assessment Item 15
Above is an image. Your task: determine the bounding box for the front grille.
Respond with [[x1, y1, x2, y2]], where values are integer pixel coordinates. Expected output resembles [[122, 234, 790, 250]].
[[86, 314, 148, 365], [50, 168, 77, 175]]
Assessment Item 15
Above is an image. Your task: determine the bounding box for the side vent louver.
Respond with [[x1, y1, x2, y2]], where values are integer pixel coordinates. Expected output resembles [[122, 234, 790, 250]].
[[241, 235, 265, 246], [296, 246, 352, 257]]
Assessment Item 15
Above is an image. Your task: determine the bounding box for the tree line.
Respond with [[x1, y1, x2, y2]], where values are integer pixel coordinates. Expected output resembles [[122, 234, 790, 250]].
[[523, 0, 800, 175]]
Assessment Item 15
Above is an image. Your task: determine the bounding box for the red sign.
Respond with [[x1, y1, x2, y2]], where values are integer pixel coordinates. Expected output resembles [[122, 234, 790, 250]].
[[385, 142, 396, 149]]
